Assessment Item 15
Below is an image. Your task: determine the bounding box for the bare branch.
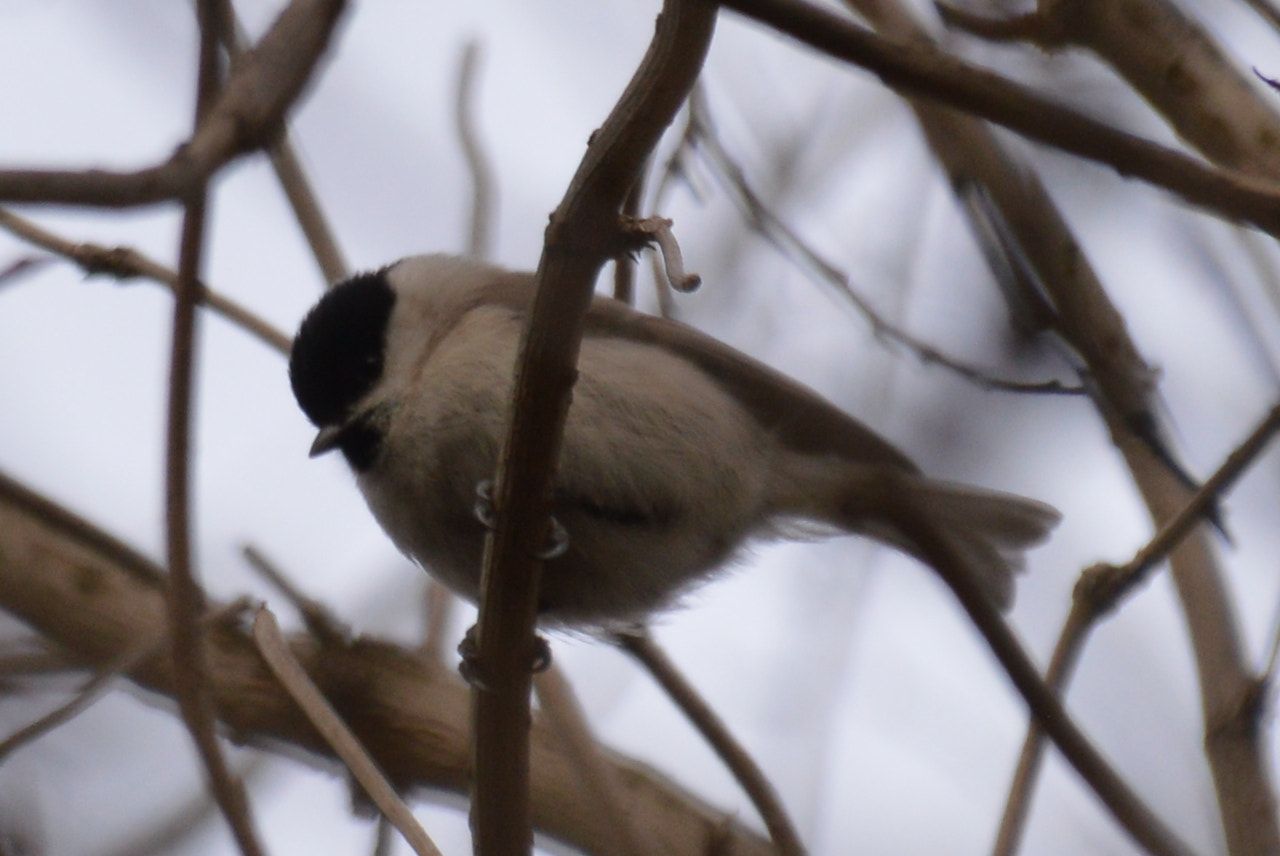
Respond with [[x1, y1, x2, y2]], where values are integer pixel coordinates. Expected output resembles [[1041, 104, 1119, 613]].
[[455, 40, 496, 260], [0, 0, 348, 208], [0, 207, 292, 355], [253, 607, 444, 856], [718, 0, 1280, 237], [616, 630, 807, 856], [0, 471, 777, 856], [469, 1, 717, 852], [160, 5, 264, 854]]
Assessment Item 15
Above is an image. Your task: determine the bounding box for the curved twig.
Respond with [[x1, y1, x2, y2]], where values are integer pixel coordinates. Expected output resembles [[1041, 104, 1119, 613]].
[[456, 40, 496, 260]]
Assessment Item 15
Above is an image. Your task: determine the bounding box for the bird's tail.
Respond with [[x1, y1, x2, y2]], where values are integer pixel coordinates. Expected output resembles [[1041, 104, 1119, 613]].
[[777, 460, 1060, 611], [895, 479, 1060, 610]]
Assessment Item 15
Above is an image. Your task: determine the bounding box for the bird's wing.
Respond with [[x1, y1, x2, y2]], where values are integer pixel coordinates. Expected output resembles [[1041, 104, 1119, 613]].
[[583, 294, 919, 473], [473, 267, 918, 472]]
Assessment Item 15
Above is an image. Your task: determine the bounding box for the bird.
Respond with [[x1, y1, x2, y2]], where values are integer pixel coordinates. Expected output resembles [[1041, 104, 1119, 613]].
[[289, 253, 1059, 627]]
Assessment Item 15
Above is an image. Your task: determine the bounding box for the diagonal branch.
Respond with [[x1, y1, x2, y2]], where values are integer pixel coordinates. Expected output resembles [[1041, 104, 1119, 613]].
[[718, 0, 1280, 237]]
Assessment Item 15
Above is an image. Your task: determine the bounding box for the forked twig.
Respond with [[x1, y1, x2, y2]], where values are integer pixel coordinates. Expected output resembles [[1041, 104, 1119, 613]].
[[0, 0, 348, 208], [995, 402, 1280, 854]]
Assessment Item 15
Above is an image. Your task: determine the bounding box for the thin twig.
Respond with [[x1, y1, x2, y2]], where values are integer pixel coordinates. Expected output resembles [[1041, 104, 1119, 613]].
[[251, 607, 444, 856], [456, 40, 496, 260], [0, 207, 291, 354], [241, 545, 348, 644], [996, 402, 1280, 853], [616, 630, 807, 856], [676, 92, 1081, 396], [163, 4, 264, 855]]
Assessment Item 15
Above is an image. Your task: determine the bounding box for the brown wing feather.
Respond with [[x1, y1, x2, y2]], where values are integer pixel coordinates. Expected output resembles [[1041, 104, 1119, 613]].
[[584, 295, 920, 473]]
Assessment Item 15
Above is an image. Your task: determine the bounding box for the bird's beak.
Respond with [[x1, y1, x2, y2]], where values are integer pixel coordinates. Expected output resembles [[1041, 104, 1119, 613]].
[[309, 424, 345, 458]]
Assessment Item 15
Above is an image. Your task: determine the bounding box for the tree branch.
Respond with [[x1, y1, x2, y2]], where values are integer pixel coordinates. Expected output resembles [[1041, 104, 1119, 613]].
[[0, 469, 776, 856], [719, 0, 1280, 237], [468, 1, 717, 853], [0, 0, 347, 208]]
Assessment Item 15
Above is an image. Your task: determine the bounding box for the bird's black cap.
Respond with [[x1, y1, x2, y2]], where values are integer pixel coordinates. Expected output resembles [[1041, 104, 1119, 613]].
[[289, 268, 397, 429]]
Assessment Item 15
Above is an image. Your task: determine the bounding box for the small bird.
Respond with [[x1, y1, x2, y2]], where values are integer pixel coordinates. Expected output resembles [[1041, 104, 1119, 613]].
[[289, 254, 1059, 627]]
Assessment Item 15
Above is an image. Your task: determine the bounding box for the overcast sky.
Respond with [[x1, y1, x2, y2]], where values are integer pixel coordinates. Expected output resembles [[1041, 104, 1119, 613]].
[[3, 1, 1280, 854]]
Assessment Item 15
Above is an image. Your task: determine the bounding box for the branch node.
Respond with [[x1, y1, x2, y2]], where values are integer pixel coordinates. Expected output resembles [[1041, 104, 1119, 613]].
[[623, 215, 702, 292]]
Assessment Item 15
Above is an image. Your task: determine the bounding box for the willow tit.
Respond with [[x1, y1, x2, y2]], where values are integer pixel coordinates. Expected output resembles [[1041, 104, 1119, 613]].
[[289, 254, 1059, 626]]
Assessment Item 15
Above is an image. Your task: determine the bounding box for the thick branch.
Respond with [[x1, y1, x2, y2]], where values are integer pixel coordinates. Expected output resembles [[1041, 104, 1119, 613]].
[[943, 0, 1280, 180], [0, 471, 774, 856]]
